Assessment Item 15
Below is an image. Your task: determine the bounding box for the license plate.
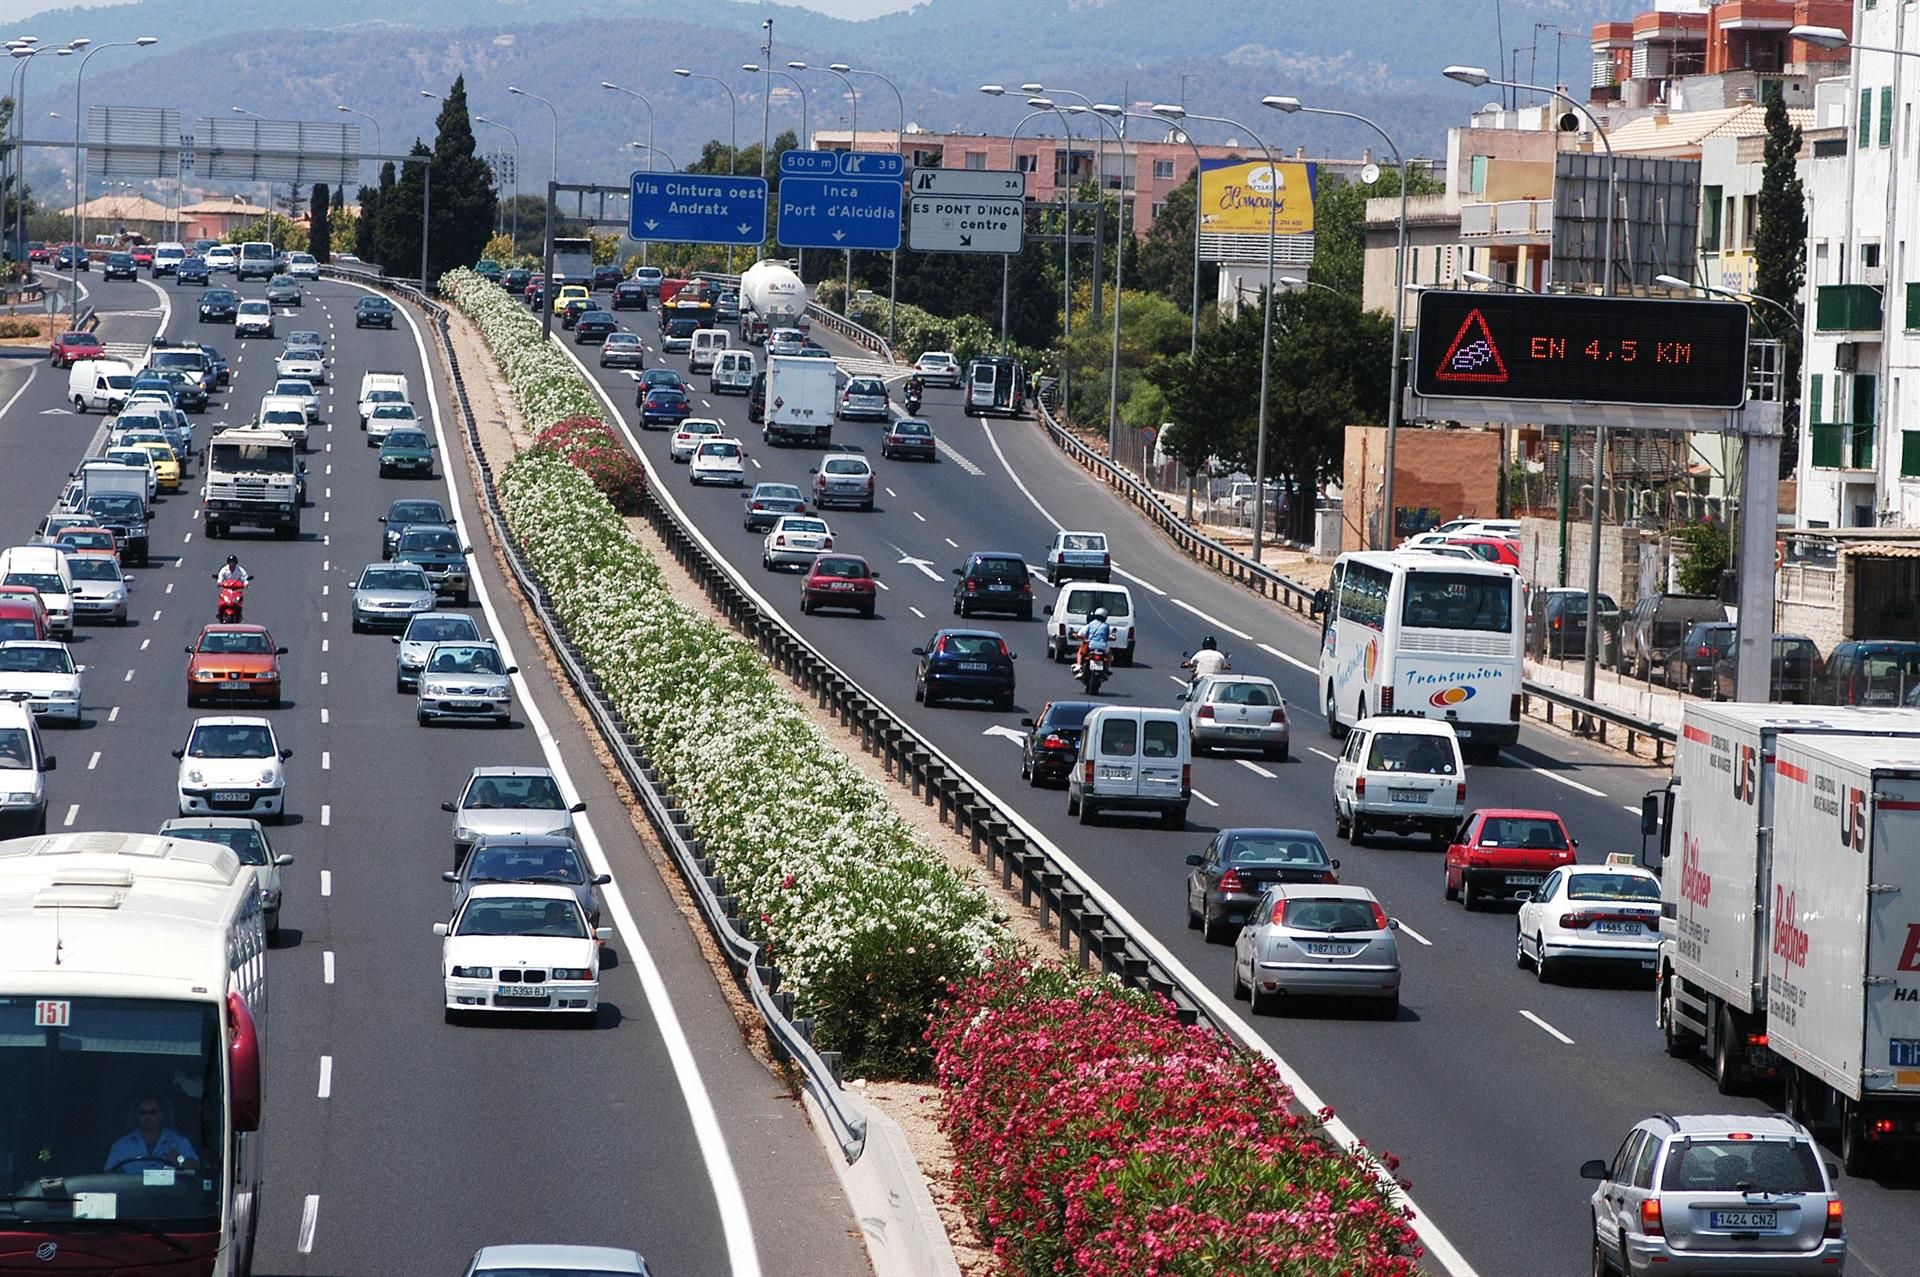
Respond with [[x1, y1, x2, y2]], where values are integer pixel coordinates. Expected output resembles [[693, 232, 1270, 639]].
[[212, 791, 250, 804], [221, 680, 247, 690], [1390, 789, 1429, 804], [1099, 765, 1131, 780], [825, 582, 853, 591], [1304, 943, 1355, 956], [1709, 1210, 1776, 1230], [988, 583, 1012, 592], [958, 662, 990, 672], [1505, 874, 1543, 887], [497, 985, 545, 997], [450, 700, 488, 710], [1597, 921, 1641, 935], [1228, 726, 1258, 735]]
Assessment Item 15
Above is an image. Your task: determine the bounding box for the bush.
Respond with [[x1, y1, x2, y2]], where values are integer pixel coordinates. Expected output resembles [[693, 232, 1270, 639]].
[[531, 416, 646, 514]]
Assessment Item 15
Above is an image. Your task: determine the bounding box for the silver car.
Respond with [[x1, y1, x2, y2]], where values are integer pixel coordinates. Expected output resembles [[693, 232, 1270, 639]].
[[366, 402, 419, 445], [160, 816, 293, 941], [392, 611, 481, 691], [836, 376, 890, 421], [415, 640, 515, 726], [762, 515, 833, 570], [442, 833, 610, 925], [767, 327, 805, 355], [464, 1246, 650, 1277], [350, 563, 435, 632], [272, 377, 322, 422], [275, 345, 327, 385], [264, 275, 303, 307], [1181, 674, 1290, 762], [443, 766, 585, 866], [64, 553, 129, 624], [1231, 883, 1402, 1018], [599, 331, 645, 368]]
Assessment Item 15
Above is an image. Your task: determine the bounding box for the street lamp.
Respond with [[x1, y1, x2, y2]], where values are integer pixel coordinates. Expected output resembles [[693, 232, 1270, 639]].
[[1073, 103, 1132, 467], [628, 141, 681, 172], [790, 62, 860, 311], [9, 43, 71, 264], [989, 106, 1053, 351], [1027, 97, 1078, 422], [1155, 102, 1284, 561], [1265, 94, 1410, 553], [672, 65, 741, 275], [509, 84, 561, 338], [839, 62, 905, 343], [72, 37, 156, 309], [1462, 268, 1533, 291], [1655, 272, 1803, 335], [745, 61, 808, 270], [473, 115, 521, 251], [600, 82, 655, 266], [1279, 274, 1342, 296]]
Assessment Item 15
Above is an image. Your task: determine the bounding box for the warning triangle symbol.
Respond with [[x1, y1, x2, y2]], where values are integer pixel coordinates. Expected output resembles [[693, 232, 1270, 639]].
[[1434, 307, 1509, 383]]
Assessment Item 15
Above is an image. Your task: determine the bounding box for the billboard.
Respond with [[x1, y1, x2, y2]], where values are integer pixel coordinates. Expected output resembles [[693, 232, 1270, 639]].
[[1198, 157, 1317, 236]]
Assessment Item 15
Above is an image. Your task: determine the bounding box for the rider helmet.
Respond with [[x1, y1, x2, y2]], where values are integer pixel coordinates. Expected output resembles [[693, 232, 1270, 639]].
[[1201, 635, 1218, 650], [1092, 607, 1109, 621]]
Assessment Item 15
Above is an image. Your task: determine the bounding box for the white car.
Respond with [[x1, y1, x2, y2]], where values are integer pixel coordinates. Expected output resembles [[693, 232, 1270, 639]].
[[669, 417, 725, 463], [0, 700, 52, 836], [0, 640, 82, 723], [366, 402, 421, 445], [285, 251, 320, 280], [1515, 856, 1663, 983], [172, 715, 291, 822], [434, 884, 610, 1022], [762, 515, 833, 570], [913, 350, 961, 387], [767, 327, 806, 356], [233, 299, 274, 339], [150, 242, 186, 276], [1331, 715, 1466, 849], [275, 346, 328, 384], [272, 377, 322, 422], [204, 245, 237, 274], [688, 437, 748, 486]]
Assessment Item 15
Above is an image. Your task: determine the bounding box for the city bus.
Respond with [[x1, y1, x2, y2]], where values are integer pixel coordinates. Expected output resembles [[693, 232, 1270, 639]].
[[0, 832, 269, 1276], [1312, 550, 1525, 753]]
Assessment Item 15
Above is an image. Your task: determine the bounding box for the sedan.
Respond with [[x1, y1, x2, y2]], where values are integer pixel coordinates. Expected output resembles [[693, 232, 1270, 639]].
[[913, 629, 1016, 710], [1515, 857, 1662, 983], [416, 640, 516, 727], [350, 563, 436, 632], [271, 377, 322, 422], [599, 332, 645, 368], [559, 297, 594, 330], [64, 553, 129, 625], [159, 816, 292, 940], [275, 346, 328, 384], [1232, 883, 1401, 1018], [913, 350, 961, 387], [54, 245, 89, 272], [393, 611, 482, 691], [172, 716, 291, 822], [688, 437, 746, 486], [1444, 808, 1578, 911], [264, 275, 303, 307], [0, 641, 83, 723], [435, 885, 609, 1022], [174, 256, 212, 286], [640, 387, 692, 429], [799, 554, 876, 617], [573, 309, 617, 343], [285, 252, 320, 280], [366, 402, 421, 446], [762, 515, 833, 570], [881, 417, 936, 461], [743, 482, 807, 532], [611, 280, 650, 311], [1181, 674, 1289, 761], [669, 418, 725, 463], [286, 328, 326, 350], [1186, 828, 1339, 943], [443, 834, 610, 926], [49, 330, 104, 367], [444, 766, 585, 866], [184, 625, 287, 708], [377, 428, 436, 479], [837, 377, 890, 421], [380, 498, 452, 559], [1018, 699, 1098, 787], [197, 290, 239, 324], [355, 296, 395, 328], [1712, 634, 1823, 704]]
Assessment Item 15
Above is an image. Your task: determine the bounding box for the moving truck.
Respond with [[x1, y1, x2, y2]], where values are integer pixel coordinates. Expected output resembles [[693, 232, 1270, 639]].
[[760, 354, 836, 447]]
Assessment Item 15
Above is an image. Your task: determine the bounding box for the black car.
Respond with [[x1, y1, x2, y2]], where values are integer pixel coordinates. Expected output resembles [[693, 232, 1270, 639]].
[[590, 264, 623, 291], [146, 368, 209, 413], [501, 267, 531, 293], [560, 296, 593, 330], [1713, 634, 1823, 704], [198, 289, 238, 323], [1666, 621, 1735, 697], [1620, 593, 1727, 681], [1185, 828, 1340, 942], [379, 497, 451, 559], [54, 245, 88, 271], [742, 482, 808, 532], [83, 492, 151, 567], [1528, 587, 1621, 660], [573, 309, 617, 344], [952, 551, 1033, 620], [1019, 699, 1099, 787], [392, 522, 473, 605], [193, 342, 231, 387], [355, 296, 395, 329], [913, 628, 1017, 710], [175, 255, 212, 285], [444, 833, 611, 925], [1817, 640, 1920, 705], [611, 280, 649, 311], [102, 252, 137, 281]]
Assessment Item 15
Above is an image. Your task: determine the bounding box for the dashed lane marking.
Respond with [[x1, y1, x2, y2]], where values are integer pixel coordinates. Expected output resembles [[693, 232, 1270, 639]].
[[317, 1056, 332, 1099], [87, 751, 99, 770], [908, 605, 924, 618], [320, 870, 331, 896], [322, 951, 334, 984], [1235, 758, 1276, 779], [1191, 789, 1219, 807], [1520, 1010, 1575, 1045], [1259, 641, 1318, 675], [320, 804, 331, 827], [62, 804, 78, 827], [1308, 747, 1339, 763]]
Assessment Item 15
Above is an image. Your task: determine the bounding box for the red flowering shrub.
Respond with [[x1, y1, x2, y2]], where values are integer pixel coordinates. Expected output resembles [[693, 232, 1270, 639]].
[[532, 415, 646, 513], [930, 961, 1422, 1276]]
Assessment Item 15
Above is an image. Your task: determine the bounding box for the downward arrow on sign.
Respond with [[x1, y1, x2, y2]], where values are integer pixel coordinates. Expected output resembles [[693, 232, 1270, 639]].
[[832, 230, 846, 242], [644, 219, 660, 231], [738, 223, 752, 235]]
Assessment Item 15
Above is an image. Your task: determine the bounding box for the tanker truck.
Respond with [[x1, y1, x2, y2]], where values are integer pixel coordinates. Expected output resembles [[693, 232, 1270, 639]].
[[739, 259, 809, 345]]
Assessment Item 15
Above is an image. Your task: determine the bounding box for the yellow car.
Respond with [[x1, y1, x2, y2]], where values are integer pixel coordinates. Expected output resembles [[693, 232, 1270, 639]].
[[550, 284, 591, 316], [131, 440, 182, 492]]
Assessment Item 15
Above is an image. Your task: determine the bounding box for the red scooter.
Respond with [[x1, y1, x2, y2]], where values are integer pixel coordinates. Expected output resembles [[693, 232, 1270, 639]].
[[215, 577, 247, 624]]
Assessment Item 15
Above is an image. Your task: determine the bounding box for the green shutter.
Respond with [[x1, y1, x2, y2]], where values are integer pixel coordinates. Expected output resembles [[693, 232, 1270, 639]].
[[1882, 87, 1895, 147], [1810, 373, 1823, 426], [1855, 373, 1878, 425], [1812, 424, 1842, 468], [1904, 433, 1920, 478], [1861, 88, 1874, 146], [1909, 283, 1920, 330]]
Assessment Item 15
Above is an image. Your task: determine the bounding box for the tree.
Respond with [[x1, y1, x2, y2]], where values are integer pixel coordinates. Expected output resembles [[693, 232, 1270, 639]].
[[1133, 172, 1217, 309], [376, 143, 429, 279], [356, 163, 392, 263], [424, 75, 497, 280], [1308, 166, 1442, 297], [331, 207, 358, 258], [307, 183, 331, 263], [1755, 85, 1806, 473]]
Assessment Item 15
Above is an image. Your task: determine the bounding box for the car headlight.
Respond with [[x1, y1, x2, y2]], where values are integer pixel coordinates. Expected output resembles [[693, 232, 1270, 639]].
[[195, 670, 220, 681], [186, 769, 204, 784], [423, 683, 450, 698], [550, 967, 592, 981], [259, 769, 278, 786], [450, 965, 493, 979]]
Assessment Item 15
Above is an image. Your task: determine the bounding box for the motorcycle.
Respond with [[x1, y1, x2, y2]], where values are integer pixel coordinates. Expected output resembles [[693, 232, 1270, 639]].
[[904, 387, 923, 415], [215, 578, 247, 624], [1078, 647, 1110, 695]]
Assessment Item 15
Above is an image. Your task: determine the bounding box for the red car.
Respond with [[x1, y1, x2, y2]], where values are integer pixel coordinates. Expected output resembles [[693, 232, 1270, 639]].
[[49, 330, 104, 368], [1443, 534, 1520, 568], [799, 554, 878, 618], [185, 624, 287, 708], [26, 242, 50, 263], [881, 418, 937, 461], [130, 244, 155, 268], [1443, 808, 1577, 910]]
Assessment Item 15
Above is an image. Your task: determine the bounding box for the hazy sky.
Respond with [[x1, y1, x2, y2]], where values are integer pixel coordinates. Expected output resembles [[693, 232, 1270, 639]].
[[0, 0, 927, 18]]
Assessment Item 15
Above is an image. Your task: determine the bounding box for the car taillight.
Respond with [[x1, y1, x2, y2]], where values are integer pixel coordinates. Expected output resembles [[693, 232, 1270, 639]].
[[1082, 760, 1093, 784], [751, 502, 764, 510], [1640, 1199, 1663, 1237], [965, 578, 979, 591], [1355, 775, 1366, 796], [1551, 616, 1561, 630], [1217, 868, 1244, 894], [1100, 553, 1110, 565], [1559, 912, 1594, 929], [1020, 579, 1032, 594], [1698, 645, 1711, 657], [1456, 782, 1467, 804], [1043, 734, 1065, 749], [1510, 693, 1521, 722], [1825, 1199, 1844, 1238], [823, 538, 833, 549], [1198, 704, 1215, 719], [774, 536, 786, 546], [1180, 764, 1191, 790], [997, 639, 1011, 658], [1320, 870, 1339, 884], [1270, 898, 1289, 924], [1368, 901, 1389, 929], [1380, 687, 1394, 713]]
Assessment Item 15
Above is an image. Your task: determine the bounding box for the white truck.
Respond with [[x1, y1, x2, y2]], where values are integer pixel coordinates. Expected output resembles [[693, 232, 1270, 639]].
[[739, 259, 808, 345], [358, 371, 410, 426], [1645, 702, 1920, 1096], [760, 354, 836, 447], [1766, 733, 1920, 1174], [202, 427, 300, 539]]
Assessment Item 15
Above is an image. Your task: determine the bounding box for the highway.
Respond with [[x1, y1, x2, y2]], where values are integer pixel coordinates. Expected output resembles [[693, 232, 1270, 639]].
[[3, 275, 865, 1277], [559, 297, 1920, 1277]]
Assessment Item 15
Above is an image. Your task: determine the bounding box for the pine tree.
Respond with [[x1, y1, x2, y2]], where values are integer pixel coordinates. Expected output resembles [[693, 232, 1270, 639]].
[[1755, 85, 1807, 468], [307, 183, 331, 263], [424, 75, 498, 282]]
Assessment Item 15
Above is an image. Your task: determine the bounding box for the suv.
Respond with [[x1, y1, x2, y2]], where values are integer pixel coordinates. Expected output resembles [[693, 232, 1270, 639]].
[[1529, 587, 1621, 661], [1816, 639, 1920, 706], [1331, 715, 1465, 848], [1581, 1112, 1844, 1276], [952, 551, 1033, 620], [1620, 593, 1725, 682], [1666, 621, 1735, 697]]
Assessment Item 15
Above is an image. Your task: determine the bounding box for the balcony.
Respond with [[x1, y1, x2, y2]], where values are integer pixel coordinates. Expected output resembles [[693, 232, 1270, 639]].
[[1459, 199, 1552, 242], [1810, 422, 1875, 471], [1816, 283, 1884, 332]]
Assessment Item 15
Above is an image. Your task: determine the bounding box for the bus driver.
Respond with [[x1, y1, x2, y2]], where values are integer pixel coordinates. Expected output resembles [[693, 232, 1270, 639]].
[[106, 1093, 199, 1174]]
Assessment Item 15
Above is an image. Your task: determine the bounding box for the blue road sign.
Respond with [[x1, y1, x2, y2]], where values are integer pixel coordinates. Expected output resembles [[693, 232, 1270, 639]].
[[778, 176, 902, 250], [628, 172, 768, 246], [838, 151, 903, 179], [779, 149, 840, 178]]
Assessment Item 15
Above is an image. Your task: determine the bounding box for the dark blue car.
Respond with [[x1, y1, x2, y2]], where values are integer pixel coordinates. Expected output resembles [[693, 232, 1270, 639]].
[[913, 628, 1017, 710], [639, 387, 690, 429], [175, 255, 212, 285]]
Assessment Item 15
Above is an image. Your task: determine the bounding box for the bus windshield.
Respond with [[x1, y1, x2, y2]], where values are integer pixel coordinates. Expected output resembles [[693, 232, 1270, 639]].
[[1400, 572, 1513, 634], [0, 996, 223, 1227]]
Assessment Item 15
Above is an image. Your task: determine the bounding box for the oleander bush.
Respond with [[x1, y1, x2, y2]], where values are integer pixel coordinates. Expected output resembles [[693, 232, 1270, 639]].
[[531, 416, 646, 514]]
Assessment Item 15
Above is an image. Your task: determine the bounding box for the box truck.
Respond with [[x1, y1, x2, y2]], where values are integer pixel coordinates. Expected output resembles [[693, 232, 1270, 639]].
[[760, 354, 836, 447]]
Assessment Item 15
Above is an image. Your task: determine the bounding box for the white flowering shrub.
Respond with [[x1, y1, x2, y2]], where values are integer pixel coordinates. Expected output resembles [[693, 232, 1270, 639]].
[[443, 269, 602, 431]]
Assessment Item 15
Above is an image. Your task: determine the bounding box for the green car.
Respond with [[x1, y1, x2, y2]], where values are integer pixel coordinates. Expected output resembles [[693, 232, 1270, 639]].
[[378, 427, 435, 478], [473, 259, 504, 280]]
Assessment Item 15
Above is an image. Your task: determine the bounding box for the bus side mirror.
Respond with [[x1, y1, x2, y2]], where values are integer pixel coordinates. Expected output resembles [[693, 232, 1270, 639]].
[[228, 992, 262, 1133], [1640, 794, 1661, 838], [1310, 589, 1329, 618]]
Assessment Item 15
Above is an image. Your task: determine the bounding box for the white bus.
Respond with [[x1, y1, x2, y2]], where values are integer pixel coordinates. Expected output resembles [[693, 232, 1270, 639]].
[[1313, 550, 1525, 752], [0, 833, 269, 1277]]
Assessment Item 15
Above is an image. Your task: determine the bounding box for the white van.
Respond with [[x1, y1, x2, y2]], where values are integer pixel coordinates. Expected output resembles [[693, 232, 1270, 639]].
[[1043, 580, 1136, 665], [689, 327, 732, 373], [236, 240, 276, 281], [709, 348, 756, 395], [1331, 715, 1467, 848], [0, 545, 76, 638], [68, 359, 135, 414], [1067, 706, 1190, 828], [0, 699, 54, 836], [150, 242, 187, 276], [255, 395, 311, 450]]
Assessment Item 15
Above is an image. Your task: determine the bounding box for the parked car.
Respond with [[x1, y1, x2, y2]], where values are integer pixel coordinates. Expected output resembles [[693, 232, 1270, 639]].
[[913, 628, 1017, 710], [1619, 592, 1725, 681], [1231, 883, 1401, 1017], [799, 554, 877, 617], [1186, 827, 1339, 942], [1527, 586, 1621, 661], [951, 551, 1033, 621], [1067, 706, 1189, 828], [1815, 639, 1920, 705], [1180, 673, 1289, 761], [1665, 621, 1736, 697], [1441, 534, 1519, 567], [1331, 715, 1465, 848], [881, 417, 936, 461], [1018, 700, 1099, 788], [1442, 807, 1576, 910], [1712, 633, 1822, 704]]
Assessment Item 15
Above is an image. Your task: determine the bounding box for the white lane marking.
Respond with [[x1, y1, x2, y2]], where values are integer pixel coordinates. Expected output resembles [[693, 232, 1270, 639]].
[[1501, 754, 1606, 798], [978, 419, 1062, 531], [182, 532, 192, 544], [62, 804, 78, 827], [749, 457, 762, 470], [321, 751, 331, 771], [944, 537, 958, 548], [1258, 641, 1317, 675], [317, 1055, 332, 1099], [1308, 747, 1339, 763], [320, 708, 329, 724], [87, 751, 99, 770], [322, 559, 329, 571], [1167, 674, 1186, 685], [320, 870, 331, 896], [321, 639, 329, 653], [1520, 1009, 1575, 1045], [884, 486, 898, 498], [321, 585, 328, 596], [1113, 567, 1167, 596], [908, 605, 925, 619], [122, 669, 133, 682], [139, 638, 149, 651], [320, 672, 328, 685], [323, 951, 334, 984], [1191, 789, 1219, 807], [1622, 803, 1641, 814], [1170, 597, 1253, 641], [296, 1195, 319, 1254], [1236, 758, 1276, 779], [935, 437, 984, 475], [911, 510, 926, 522], [151, 610, 162, 622], [165, 582, 173, 594], [873, 580, 890, 591], [0, 361, 40, 421], [1397, 921, 1434, 947], [323, 510, 330, 523], [320, 804, 331, 827], [320, 612, 327, 624], [108, 706, 119, 722]]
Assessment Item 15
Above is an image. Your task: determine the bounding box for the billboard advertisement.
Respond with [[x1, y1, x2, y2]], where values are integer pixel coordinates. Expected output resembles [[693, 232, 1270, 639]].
[[1198, 157, 1318, 236]]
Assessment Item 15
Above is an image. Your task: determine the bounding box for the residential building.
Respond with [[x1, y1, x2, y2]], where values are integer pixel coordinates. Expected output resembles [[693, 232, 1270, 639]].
[[1590, 0, 1851, 112], [180, 196, 272, 244], [58, 194, 174, 243]]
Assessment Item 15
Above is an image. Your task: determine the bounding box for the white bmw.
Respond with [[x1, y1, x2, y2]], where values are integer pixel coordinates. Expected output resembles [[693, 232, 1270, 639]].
[[1514, 855, 1662, 984], [435, 884, 609, 1022]]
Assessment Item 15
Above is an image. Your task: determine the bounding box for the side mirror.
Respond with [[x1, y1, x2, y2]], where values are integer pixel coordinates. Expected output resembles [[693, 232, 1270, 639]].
[[441, 801, 457, 812], [391, 635, 402, 645], [809, 468, 819, 475], [461, 545, 473, 555], [1330, 858, 1341, 870], [1042, 605, 1053, 616], [911, 647, 926, 656], [569, 801, 587, 814], [1570, 837, 1579, 848], [507, 666, 519, 675], [593, 873, 612, 886], [273, 854, 294, 867], [279, 749, 293, 761], [594, 927, 615, 942], [1310, 588, 1330, 618], [1184, 854, 1203, 867], [1019, 718, 1035, 727], [1640, 794, 1661, 838], [1579, 1159, 1611, 1181], [184, 646, 194, 654], [276, 646, 288, 655], [1515, 890, 1532, 902], [1387, 918, 1402, 931], [171, 748, 184, 760], [431, 922, 450, 937], [441, 871, 458, 883], [41, 756, 55, 771]]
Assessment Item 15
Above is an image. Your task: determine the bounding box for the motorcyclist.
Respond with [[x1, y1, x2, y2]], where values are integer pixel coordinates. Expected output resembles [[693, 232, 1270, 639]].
[[903, 374, 924, 411], [214, 555, 249, 587], [1074, 607, 1114, 676], [1183, 635, 1230, 685]]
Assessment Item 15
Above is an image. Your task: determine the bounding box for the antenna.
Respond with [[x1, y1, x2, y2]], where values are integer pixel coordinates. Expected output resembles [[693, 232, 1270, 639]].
[[53, 902, 63, 966]]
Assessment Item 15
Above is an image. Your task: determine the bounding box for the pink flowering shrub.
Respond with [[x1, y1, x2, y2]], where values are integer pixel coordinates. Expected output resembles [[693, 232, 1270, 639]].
[[532, 416, 646, 513], [930, 961, 1422, 1276]]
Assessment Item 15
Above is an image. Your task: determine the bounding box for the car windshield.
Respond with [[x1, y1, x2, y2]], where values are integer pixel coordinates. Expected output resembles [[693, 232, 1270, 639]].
[[1061, 534, 1107, 552], [405, 616, 479, 644], [0, 622, 36, 643], [390, 501, 446, 523], [1067, 589, 1130, 619], [680, 422, 721, 437], [360, 299, 390, 311], [823, 459, 867, 475], [813, 558, 868, 579], [1402, 572, 1513, 633], [401, 530, 461, 555], [4, 574, 63, 597], [186, 723, 274, 759], [1475, 817, 1567, 849], [385, 430, 429, 449], [275, 381, 309, 396], [467, 845, 584, 884], [67, 558, 120, 583], [1660, 1139, 1823, 1194], [368, 389, 405, 403], [894, 422, 931, 437], [939, 634, 1002, 658], [0, 646, 70, 674], [607, 334, 640, 347], [197, 631, 272, 655], [1281, 898, 1381, 933], [372, 406, 416, 420], [849, 380, 884, 395], [698, 441, 741, 459], [1208, 680, 1279, 707], [1366, 733, 1457, 775], [174, 824, 267, 865], [238, 302, 268, 313], [107, 451, 149, 467], [756, 485, 803, 502], [463, 774, 564, 809], [0, 727, 29, 769], [1565, 873, 1659, 902], [427, 645, 504, 675], [454, 896, 586, 939], [1226, 835, 1327, 866], [88, 496, 142, 519], [359, 568, 428, 591]]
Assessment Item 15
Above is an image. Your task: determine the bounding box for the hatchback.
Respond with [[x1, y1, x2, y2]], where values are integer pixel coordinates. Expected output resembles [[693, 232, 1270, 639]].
[[913, 629, 1016, 710], [1817, 639, 1920, 705], [392, 612, 482, 692], [264, 275, 303, 306], [1181, 674, 1289, 761], [354, 296, 395, 328], [640, 387, 691, 429], [175, 256, 212, 285], [1713, 634, 1822, 704], [574, 309, 616, 343], [102, 252, 137, 281], [1667, 621, 1736, 696], [882, 417, 936, 461], [669, 418, 725, 463], [1187, 828, 1339, 942], [1332, 715, 1466, 848], [688, 437, 747, 486], [599, 331, 645, 368], [1443, 807, 1576, 910], [416, 640, 516, 726], [1018, 700, 1099, 787], [742, 482, 808, 532], [198, 290, 239, 324], [837, 377, 891, 421], [799, 554, 877, 617], [812, 455, 875, 511], [184, 624, 287, 708], [952, 552, 1033, 620], [611, 280, 650, 310], [1529, 586, 1621, 661], [1232, 883, 1401, 1017], [1621, 592, 1726, 681]]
